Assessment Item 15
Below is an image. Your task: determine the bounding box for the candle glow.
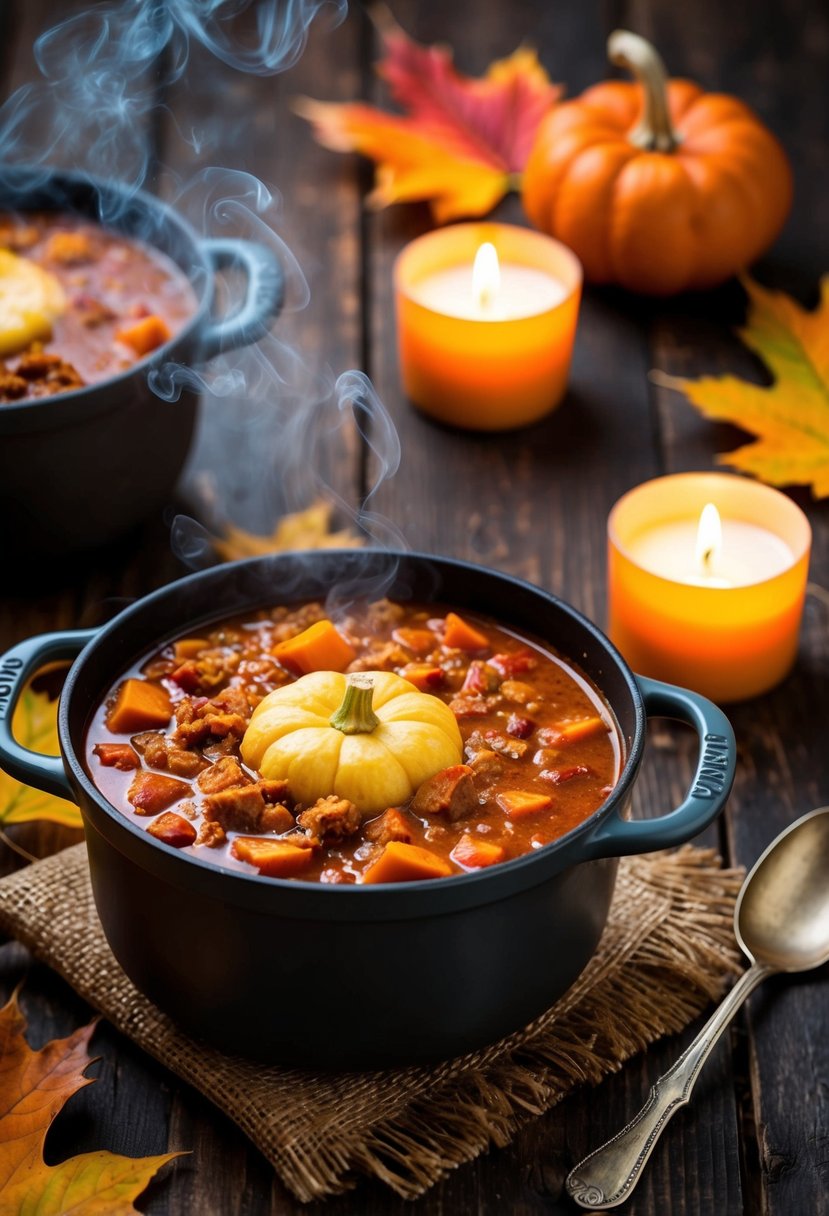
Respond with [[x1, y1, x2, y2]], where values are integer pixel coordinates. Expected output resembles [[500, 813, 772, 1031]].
[[472, 241, 500, 311], [695, 503, 722, 575], [607, 473, 811, 703], [394, 223, 583, 430]]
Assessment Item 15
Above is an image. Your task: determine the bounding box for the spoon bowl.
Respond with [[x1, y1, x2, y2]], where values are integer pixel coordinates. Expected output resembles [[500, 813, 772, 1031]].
[[567, 806, 829, 1209], [736, 807, 829, 972]]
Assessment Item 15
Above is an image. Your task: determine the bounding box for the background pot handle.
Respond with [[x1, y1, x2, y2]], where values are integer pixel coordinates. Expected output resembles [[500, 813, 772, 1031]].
[[198, 237, 284, 360], [584, 676, 736, 860], [0, 628, 96, 800]]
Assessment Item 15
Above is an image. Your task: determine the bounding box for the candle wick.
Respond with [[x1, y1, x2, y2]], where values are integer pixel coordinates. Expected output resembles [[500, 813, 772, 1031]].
[[701, 546, 715, 570]]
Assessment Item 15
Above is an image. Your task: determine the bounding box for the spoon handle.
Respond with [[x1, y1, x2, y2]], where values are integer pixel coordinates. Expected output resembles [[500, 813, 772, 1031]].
[[566, 961, 773, 1209]]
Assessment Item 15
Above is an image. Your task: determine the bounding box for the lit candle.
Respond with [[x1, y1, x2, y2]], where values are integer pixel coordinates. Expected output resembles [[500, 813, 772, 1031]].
[[394, 223, 582, 430], [608, 473, 811, 703]]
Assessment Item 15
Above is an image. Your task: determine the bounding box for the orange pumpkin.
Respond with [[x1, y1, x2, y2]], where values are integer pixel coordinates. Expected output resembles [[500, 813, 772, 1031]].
[[522, 31, 792, 295]]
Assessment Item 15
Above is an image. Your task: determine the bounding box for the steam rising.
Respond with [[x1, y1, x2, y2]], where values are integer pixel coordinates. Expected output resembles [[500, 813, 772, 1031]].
[[2, 0, 407, 581]]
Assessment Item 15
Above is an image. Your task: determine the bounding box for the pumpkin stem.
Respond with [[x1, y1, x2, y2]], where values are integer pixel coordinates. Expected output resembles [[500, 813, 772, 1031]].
[[330, 673, 381, 735], [607, 30, 679, 153]]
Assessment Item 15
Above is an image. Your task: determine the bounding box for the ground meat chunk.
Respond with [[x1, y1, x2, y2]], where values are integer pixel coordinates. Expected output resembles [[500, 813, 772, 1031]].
[[132, 731, 208, 777], [0, 369, 28, 401], [269, 602, 327, 644], [196, 756, 251, 795], [13, 350, 84, 396], [173, 687, 250, 747], [411, 765, 480, 821], [197, 820, 226, 848], [202, 784, 268, 833], [201, 776, 294, 835], [71, 293, 115, 328], [363, 807, 413, 846], [466, 747, 504, 778], [346, 641, 411, 673], [297, 795, 361, 843]]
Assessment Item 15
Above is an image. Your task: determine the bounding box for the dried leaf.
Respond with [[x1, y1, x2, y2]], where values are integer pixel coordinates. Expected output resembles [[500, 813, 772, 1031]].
[[0, 680, 82, 829], [295, 15, 560, 222], [213, 499, 363, 562], [0, 990, 181, 1212], [658, 276, 829, 496]]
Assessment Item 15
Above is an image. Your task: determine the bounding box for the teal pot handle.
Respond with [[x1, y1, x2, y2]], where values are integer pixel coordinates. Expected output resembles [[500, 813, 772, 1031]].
[[584, 675, 736, 860], [199, 237, 284, 360], [0, 628, 97, 800]]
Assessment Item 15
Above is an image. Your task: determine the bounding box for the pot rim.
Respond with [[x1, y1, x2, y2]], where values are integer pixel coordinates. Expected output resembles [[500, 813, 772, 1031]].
[[59, 550, 646, 911], [0, 163, 211, 422]]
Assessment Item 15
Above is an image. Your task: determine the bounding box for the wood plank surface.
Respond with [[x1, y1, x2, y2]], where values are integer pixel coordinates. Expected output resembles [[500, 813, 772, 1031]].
[[0, 0, 826, 1213]]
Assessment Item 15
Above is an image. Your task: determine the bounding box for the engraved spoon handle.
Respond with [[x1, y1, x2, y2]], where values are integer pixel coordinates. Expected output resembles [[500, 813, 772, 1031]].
[[566, 961, 773, 1209]]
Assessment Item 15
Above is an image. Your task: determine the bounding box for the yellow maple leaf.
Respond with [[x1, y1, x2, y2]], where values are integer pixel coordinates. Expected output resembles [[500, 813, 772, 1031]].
[[213, 499, 363, 562], [0, 679, 82, 829], [659, 276, 829, 496]]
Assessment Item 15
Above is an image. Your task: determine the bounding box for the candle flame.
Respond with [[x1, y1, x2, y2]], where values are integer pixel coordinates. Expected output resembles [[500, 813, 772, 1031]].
[[695, 503, 722, 573], [472, 242, 500, 309]]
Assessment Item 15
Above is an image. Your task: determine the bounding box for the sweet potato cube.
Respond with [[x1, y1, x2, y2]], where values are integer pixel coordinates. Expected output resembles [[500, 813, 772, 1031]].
[[127, 770, 192, 815], [147, 811, 197, 848], [398, 663, 445, 692], [272, 619, 356, 675], [362, 841, 453, 884], [451, 834, 506, 869], [173, 637, 209, 661], [496, 790, 554, 819], [552, 717, 608, 746], [392, 627, 436, 654], [107, 679, 172, 733], [442, 612, 489, 651], [231, 836, 315, 878], [115, 314, 172, 356], [44, 231, 92, 264], [92, 742, 139, 770]]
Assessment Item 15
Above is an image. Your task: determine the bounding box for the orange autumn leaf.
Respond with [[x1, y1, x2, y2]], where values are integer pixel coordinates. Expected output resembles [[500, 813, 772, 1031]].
[[0, 990, 182, 1212], [295, 15, 561, 222], [658, 276, 829, 496]]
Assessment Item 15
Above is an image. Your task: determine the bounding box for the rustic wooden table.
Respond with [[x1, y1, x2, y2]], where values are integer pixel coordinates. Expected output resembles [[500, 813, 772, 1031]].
[[1, 1, 827, 1212]]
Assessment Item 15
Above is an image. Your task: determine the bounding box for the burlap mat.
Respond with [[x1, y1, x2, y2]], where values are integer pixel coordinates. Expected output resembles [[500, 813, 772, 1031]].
[[0, 842, 743, 1202]]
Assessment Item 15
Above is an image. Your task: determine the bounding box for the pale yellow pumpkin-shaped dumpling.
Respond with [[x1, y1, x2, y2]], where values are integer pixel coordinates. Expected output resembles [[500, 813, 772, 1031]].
[[241, 670, 463, 816]]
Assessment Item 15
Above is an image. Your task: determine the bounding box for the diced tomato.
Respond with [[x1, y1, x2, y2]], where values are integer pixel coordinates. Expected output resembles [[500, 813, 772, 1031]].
[[461, 660, 500, 695], [541, 765, 593, 785], [506, 714, 535, 739], [169, 661, 201, 693], [489, 650, 538, 679]]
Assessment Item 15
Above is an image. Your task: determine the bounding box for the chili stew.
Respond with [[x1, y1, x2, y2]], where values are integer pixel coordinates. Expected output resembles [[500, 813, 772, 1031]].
[[0, 211, 196, 401], [86, 599, 621, 883]]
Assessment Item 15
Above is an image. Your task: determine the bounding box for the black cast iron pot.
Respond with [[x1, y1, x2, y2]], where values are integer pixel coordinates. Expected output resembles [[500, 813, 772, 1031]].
[[0, 165, 284, 555], [0, 552, 736, 1068]]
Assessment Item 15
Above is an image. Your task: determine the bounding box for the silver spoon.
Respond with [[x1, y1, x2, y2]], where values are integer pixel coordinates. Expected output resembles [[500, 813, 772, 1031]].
[[566, 806, 829, 1209]]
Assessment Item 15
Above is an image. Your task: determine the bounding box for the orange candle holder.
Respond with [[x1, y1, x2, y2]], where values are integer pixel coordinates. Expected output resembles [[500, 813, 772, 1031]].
[[394, 223, 582, 431], [608, 473, 811, 703]]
